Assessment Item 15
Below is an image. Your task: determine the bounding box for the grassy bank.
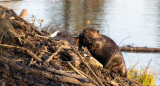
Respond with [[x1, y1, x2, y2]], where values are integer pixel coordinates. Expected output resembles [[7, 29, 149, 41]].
[[127, 60, 158, 86]]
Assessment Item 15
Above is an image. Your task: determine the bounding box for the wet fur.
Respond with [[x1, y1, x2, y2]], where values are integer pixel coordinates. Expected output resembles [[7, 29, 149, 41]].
[[79, 28, 127, 77]]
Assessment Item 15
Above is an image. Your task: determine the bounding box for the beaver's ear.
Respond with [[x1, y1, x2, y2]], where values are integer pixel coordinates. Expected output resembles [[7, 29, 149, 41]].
[[97, 30, 99, 33], [83, 29, 86, 33]]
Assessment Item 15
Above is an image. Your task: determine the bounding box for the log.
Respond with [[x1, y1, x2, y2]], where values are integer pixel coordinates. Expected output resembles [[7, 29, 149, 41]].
[[88, 56, 103, 68], [68, 50, 81, 68], [120, 46, 160, 53], [110, 81, 119, 86], [19, 9, 27, 18]]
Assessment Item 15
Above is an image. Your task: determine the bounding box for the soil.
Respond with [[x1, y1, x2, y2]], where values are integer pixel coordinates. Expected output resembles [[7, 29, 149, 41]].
[[0, 5, 141, 86]]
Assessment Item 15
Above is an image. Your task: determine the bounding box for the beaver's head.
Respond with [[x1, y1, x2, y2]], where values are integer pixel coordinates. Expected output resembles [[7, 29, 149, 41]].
[[83, 28, 100, 38]]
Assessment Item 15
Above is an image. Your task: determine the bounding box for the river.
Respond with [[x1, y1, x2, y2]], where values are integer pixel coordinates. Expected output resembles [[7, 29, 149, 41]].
[[0, 0, 160, 85]]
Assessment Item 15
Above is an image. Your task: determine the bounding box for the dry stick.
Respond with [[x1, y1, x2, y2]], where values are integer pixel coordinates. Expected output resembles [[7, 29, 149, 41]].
[[0, 44, 42, 62], [12, 58, 24, 62], [19, 9, 27, 18], [67, 62, 85, 77], [110, 81, 119, 86], [79, 71, 99, 86], [68, 62, 99, 86], [39, 65, 90, 83], [35, 34, 50, 40], [35, 34, 59, 44], [0, 34, 3, 44], [28, 58, 34, 66], [143, 59, 152, 74], [45, 45, 62, 63], [38, 47, 49, 59], [0, 57, 94, 86], [71, 46, 104, 86]]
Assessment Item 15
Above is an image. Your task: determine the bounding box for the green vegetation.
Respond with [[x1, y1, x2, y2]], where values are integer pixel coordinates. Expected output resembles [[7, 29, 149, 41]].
[[127, 60, 158, 86], [26, 15, 44, 29]]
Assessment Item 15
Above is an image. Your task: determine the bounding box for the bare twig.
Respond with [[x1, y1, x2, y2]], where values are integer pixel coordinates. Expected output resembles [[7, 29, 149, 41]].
[[45, 45, 62, 63], [38, 47, 50, 58], [68, 62, 99, 86], [35, 34, 50, 40], [143, 59, 152, 74], [0, 34, 3, 43], [28, 58, 34, 66], [71, 46, 104, 86], [35, 34, 59, 44], [0, 44, 42, 61], [67, 62, 85, 77]]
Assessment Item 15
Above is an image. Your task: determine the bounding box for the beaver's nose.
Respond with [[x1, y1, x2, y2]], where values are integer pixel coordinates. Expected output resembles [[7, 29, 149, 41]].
[[84, 31, 88, 33]]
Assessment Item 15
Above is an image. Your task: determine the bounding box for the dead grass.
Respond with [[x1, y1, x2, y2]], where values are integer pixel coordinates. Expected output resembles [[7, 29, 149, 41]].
[[127, 60, 158, 86]]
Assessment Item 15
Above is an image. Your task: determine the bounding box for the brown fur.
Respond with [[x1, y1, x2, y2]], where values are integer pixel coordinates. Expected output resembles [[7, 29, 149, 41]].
[[79, 28, 127, 77]]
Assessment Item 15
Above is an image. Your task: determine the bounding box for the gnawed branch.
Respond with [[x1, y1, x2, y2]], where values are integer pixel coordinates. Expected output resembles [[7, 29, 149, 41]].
[[120, 46, 160, 53]]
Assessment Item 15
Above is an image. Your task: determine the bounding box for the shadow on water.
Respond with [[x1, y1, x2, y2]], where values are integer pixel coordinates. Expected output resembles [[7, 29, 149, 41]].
[[63, 0, 104, 31]]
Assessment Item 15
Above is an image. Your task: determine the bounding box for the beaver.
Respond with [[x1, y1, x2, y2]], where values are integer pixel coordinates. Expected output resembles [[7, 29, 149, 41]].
[[78, 28, 127, 77]]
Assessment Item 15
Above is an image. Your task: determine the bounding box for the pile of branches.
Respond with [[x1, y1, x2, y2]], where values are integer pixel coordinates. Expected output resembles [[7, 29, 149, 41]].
[[0, 5, 141, 86]]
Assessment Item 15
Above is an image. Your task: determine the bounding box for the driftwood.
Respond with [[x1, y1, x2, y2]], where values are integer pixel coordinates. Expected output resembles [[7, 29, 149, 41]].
[[19, 9, 27, 18], [120, 46, 160, 53], [88, 56, 103, 68]]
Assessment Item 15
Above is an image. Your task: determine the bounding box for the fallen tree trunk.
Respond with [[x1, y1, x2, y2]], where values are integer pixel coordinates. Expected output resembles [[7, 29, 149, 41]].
[[120, 46, 160, 53]]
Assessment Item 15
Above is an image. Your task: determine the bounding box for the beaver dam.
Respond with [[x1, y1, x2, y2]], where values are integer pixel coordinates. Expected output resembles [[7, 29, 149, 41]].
[[0, 5, 142, 86]]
